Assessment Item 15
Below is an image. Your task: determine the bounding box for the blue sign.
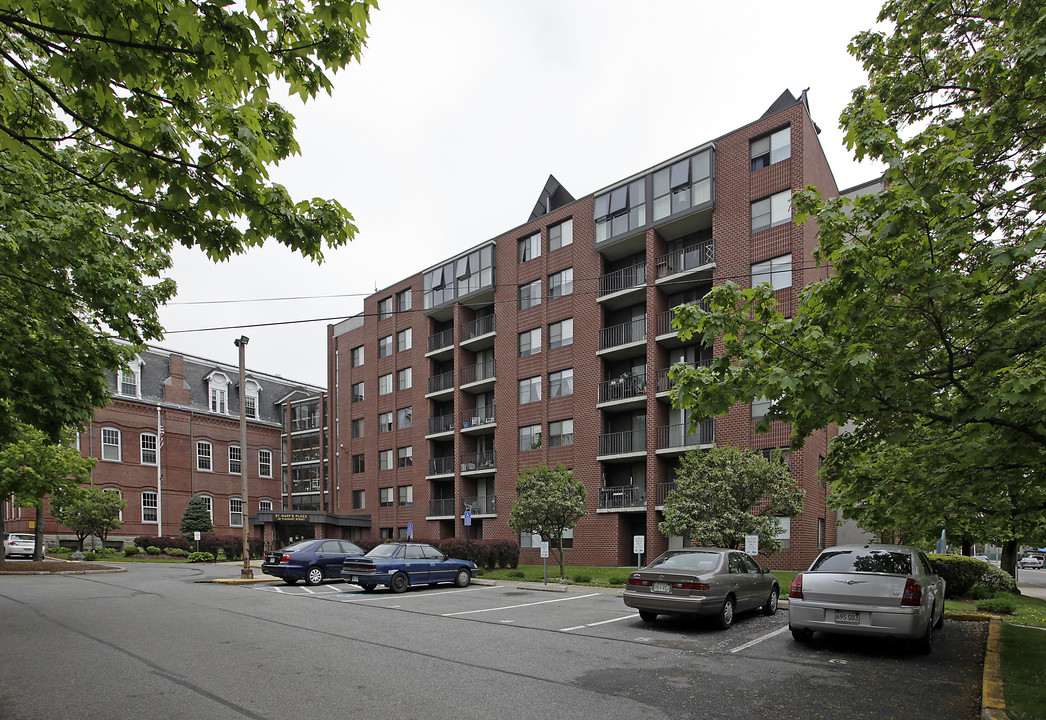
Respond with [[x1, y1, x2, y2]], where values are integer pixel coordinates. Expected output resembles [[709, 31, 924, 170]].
[[407, 522, 414, 538], [463, 510, 472, 526]]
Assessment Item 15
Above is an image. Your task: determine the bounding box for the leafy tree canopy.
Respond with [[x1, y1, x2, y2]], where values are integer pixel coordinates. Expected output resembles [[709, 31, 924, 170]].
[[508, 463, 587, 578], [0, 0, 376, 442], [180, 495, 214, 536], [659, 446, 804, 555], [52, 484, 126, 551], [671, 0, 1046, 550]]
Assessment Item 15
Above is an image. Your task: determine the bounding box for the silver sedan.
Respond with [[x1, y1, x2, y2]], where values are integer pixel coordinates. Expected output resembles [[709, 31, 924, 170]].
[[623, 548, 780, 629], [787, 544, 946, 653]]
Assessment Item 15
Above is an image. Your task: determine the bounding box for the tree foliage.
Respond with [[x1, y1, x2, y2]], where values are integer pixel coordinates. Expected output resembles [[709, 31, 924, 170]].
[[508, 463, 587, 578], [0, 0, 376, 442], [670, 0, 1046, 559], [659, 446, 804, 555], [180, 495, 214, 536], [52, 485, 126, 550]]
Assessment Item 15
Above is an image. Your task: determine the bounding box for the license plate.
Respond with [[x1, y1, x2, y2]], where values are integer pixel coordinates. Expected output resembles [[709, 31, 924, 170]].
[[834, 610, 860, 624], [652, 582, 671, 594]]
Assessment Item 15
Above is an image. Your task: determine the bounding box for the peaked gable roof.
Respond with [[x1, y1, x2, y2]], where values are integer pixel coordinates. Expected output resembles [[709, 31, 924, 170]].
[[527, 174, 576, 223]]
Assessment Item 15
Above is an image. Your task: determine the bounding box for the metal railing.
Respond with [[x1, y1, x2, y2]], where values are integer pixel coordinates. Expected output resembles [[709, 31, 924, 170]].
[[656, 360, 714, 393], [427, 327, 454, 353], [462, 405, 495, 427], [656, 482, 676, 506], [655, 237, 714, 279], [427, 455, 455, 476], [461, 314, 495, 342], [598, 263, 646, 297], [427, 413, 454, 435], [597, 430, 646, 456], [656, 300, 710, 336], [462, 495, 496, 515], [427, 370, 454, 394], [428, 497, 456, 516], [598, 316, 646, 351], [461, 450, 496, 472], [656, 419, 715, 449], [461, 359, 495, 385], [597, 371, 647, 403], [598, 485, 646, 510]]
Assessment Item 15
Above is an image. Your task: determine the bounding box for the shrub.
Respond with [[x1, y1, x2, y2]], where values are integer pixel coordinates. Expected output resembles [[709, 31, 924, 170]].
[[978, 596, 1018, 614], [146, 546, 161, 555], [187, 551, 215, 563], [82, 551, 97, 561], [164, 548, 185, 557], [123, 545, 138, 556], [135, 536, 191, 552], [929, 554, 990, 598], [571, 572, 592, 583], [508, 570, 526, 579], [607, 573, 631, 586], [970, 584, 996, 600], [979, 564, 1018, 595], [215, 549, 227, 561]]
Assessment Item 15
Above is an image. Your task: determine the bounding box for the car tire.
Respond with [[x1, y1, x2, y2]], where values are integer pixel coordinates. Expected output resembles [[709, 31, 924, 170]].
[[716, 596, 735, 630], [305, 566, 324, 586], [453, 569, 471, 588], [390, 572, 409, 593], [639, 610, 658, 623], [933, 602, 945, 630], [762, 587, 779, 616], [914, 614, 934, 655], [283, 578, 299, 586], [360, 584, 376, 592], [790, 627, 813, 643]]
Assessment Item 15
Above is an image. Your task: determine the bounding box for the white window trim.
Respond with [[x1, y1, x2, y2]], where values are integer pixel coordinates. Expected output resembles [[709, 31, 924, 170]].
[[117, 355, 143, 398], [259, 449, 272, 478], [140, 432, 157, 466], [200, 495, 214, 522], [142, 491, 158, 524], [101, 427, 121, 462], [229, 445, 241, 475], [197, 440, 213, 472], [230, 497, 243, 528]]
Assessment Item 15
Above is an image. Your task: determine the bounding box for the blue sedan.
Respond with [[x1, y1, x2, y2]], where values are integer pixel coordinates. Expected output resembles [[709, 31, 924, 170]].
[[261, 538, 364, 586], [341, 543, 478, 593]]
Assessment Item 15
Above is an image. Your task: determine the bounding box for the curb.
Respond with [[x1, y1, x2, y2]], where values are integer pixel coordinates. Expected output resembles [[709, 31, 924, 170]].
[[982, 619, 1010, 720]]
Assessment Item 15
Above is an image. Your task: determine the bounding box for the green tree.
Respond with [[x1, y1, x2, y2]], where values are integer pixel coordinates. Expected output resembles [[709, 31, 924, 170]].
[[180, 495, 214, 537], [508, 463, 587, 579], [659, 446, 804, 554], [0, 0, 376, 443], [0, 423, 96, 561], [52, 485, 126, 551], [670, 0, 1046, 574]]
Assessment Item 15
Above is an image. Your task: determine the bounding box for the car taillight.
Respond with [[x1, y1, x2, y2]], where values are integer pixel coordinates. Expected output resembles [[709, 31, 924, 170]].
[[789, 573, 804, 599], [901, 578, 923, 606], [673, 581, 710, 591], [280, 555, 292, 564], [627, 577, 651, 586]]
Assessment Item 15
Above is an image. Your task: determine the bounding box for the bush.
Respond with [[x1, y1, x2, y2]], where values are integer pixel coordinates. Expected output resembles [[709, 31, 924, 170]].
[[508, 570, 526, 579], [970, 584, 996, 600], [215, 550, 227, 561], [164, 548, 185, 557], [187, 551, 215, 563], [145, 546, 161, 555], [607, 573, 631, 586], [571, 572, 592, 583], [82, 551, 97, 561], [123, 545, 138, 556], [979, 564, 1018, 595], [135, 536, 191, 552], [929, 554, 992, 598], [978, 596, 1018, 614]]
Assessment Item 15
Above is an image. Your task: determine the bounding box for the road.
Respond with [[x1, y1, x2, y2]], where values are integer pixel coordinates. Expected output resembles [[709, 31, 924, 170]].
[[0, 564, 986, 720]]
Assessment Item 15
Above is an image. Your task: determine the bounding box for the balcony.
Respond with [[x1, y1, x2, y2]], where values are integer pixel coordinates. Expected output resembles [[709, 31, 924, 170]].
[[427, 497, 456, 519], [656, 360, 713, 398], [597, 263, 646, 310], [427, 455, 455, 478], [655, 237, 715, 291], [461, 359, 495, 393], [656, 419, 715, 455], [596, 430, 646, 460], [596, 371, 648, 410], [461, 450, 496, 474], [461, 405, 496, 432], [597, 316, 647, 360], [426, 370, 454, 398], [460, 315, 496, 350], [462, 495, 496, 516], [597, 485, 646, 512], [655, 300, 709, 347], [656, 482, 676, 507], [426, 413, 455, 438], [426, 327, 454, 359]]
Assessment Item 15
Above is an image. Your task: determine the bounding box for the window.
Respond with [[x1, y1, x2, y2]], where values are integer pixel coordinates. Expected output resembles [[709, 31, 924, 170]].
[[397, 288, 412, 312], [378, 335, 393, 358], [751, 126, 791, 171], [397, 407, 412, 430], [653, 149, 712, 222], [103, 487, 123, 521], [230, 497, 243, 527], [142, 491, 158, 523], [519, 424, 542, 451], [208, 372, 230, 414], [201, 495, 213, 521], [519, 376, 541, 404], [351, 418, 364, 439], [352, 454, 365, 473], [759, 447, 792, 468], [751, 189, 791, 232], [519, 328, 541, 357], [101, 428, 121, 462], [353, 490, 365, 509], [397, 367, 412, 391], [549, 318, 573, 349], [751, 253, 793, 291], [351, 346, 364, 367], [397, 446, 413, 468], [521, 528, 572, 549], [378, 411, 393, 433], [380, 527, 393, 540], [244, 395, 257, 419], [594, 178, 646, 243], [118, 367, 140, 397], [379, 449, 393, 471], [396, 328, 412, 352], [549, 268, 573, 298], [378, 297, 393, 320], [380, 487, 394, 507], [818, 517, 826, 549], [397, 485, 413, 506], [775, 517, 791, 549], [259, 499, 273, 511], [140, 433, 157, 465], [751, 396, 776, 420], [197, 441, 212, 471], [229, 445, 241, 474], [351, 381, 364, 403], [519, 279, 542, 310], [549, 219, 573, 251], [550, 368, 574, 397], [518, 232, 541, 262], [423, 244, 495, 310], [259, 449, 272, 478], [549, 419, 574, 447], [378, 373, 393, 395]]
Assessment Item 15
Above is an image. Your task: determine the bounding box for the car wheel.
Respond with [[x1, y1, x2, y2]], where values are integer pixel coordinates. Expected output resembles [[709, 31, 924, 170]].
[[639, 610, 658, 623], [762, 587, 779, 616], [716, 596, 735, 630], [305, 566, 324, 586], [360, 584, 376, 592], [282, 578, 299, 586], [914, 615, 934, 655], [453, 569, 471, 588], [390, 572, 409, 593], [790, 627, 813, 643], [933, 601, 945, 630]]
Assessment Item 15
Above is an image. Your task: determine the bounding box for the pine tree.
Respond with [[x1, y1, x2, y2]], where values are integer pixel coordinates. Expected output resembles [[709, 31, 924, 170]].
[[180, 496, 213, 537]]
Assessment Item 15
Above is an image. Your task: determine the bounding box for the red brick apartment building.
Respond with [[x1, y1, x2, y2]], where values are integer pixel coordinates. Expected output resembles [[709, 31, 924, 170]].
[[325, 90, 841, 570]]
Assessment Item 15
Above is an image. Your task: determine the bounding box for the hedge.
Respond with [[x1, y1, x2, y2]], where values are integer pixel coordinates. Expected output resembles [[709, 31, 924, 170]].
[[928, 554, 1018, 598]]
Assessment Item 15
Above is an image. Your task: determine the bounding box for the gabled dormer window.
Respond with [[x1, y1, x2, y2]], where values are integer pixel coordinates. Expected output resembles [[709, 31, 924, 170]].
[[206, 371, 230, 414], [243, 378, 261, 419], [118, 355, 144, 397]]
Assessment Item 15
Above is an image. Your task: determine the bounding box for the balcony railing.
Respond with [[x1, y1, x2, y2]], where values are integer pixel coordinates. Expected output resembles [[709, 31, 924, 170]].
[[598, 316, 646, 351], [461, 359, 495, 385], [656, 300, 710, 336], [427, 328, 454, 353], [461, 450, 496, 472], [656, 482, 676, 506], [597, 371, 647, 404], [428, 497, 456, 517], [427, 413, 455, 435], [462, 495, 496, 515], [598, 485, 646, 510], [598, 263, 645, 297], [656, 237, 714, 279], [427, 370, 454, 394], [427, 455, 455, 476], [461, 314, 495, 342], [462, 405, 495, 427], [597, 430, 646, 456], [656, 419, 715, 449], [656, 360, 713, 393]]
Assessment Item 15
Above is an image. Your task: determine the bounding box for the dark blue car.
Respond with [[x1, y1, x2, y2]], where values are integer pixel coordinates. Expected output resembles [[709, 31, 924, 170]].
[[261, 538, 364, 586], [341, 543, 478, 593]]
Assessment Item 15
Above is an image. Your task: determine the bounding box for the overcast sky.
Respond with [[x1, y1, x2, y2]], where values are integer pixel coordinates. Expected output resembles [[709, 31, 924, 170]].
[[157, 0, 886, 387]]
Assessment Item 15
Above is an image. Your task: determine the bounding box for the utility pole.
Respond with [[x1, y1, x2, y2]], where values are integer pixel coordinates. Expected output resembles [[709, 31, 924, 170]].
[[235, 336, 253, 579]]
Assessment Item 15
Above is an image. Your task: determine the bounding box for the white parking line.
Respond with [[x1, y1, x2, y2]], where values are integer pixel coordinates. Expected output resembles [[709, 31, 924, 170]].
[[728, 625, 790, 653], [559, 613, 636, 632], [334, 585, 497, 602], [442, 593, 600, 616]]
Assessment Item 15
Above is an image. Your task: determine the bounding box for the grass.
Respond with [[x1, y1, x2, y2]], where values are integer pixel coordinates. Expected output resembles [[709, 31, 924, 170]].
[[999, 623, 1046, 720], [948, 592, 1046, 629], [481, 564, 798, 592]]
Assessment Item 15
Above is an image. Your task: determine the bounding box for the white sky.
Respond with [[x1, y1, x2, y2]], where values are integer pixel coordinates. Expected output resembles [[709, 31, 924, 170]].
[[158, 0, 886, 387]]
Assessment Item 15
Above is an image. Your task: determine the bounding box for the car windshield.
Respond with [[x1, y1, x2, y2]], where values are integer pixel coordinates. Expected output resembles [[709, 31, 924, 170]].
[[647, 551, 720, 572], [10, 535, 34, 542], [811, 549, 913, 575], [366, 544, 402, 558], [280, 540, 316, 553]]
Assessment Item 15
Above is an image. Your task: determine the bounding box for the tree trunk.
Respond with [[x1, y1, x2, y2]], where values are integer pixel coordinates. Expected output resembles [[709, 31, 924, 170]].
[[961, 539, 973, 556], [1000, 539, 1018, 578], [34, 505, 44, 561]]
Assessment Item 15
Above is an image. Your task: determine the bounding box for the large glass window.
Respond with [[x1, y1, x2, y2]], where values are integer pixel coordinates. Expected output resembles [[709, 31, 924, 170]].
[[519, 279, 542, 310], [351, 382, 364, 403], [549, 268, 573, 298], [196, 441, 212, 471], [519, 328, 541, 357], [379, 449, 393, 471], [549, 218, 573, 251], [352, 454, 365, 474], [380, 487, 394, 507], [519, 424, 542, 452], [549, 318, 573, 349], [397, 328, 412, 352], [594, 178, 646, 243], [549, 419, 574, 447], [351, 346, 364, 367], [751, 189, 791, 232], [653, 149, 712, 222], [519, 376, 541, 404], [378, 335, 393, 358], [518, 232, 541, 262], [751, 253, 793, 290], [142, 491, 158, 523], [230, 497, 243, 527], [353, 490, 365, 509], [397, 367, 412, 391], [751, 126, 791, 171], [259, 449, 272, 478], [396, 288, 412, 312], [550, 368, 574, 397], [378, 412, 393, 434], [423, 244, 495, 309], [397, 407, 412, 430], [378, 373, 393, 395], [140, 433, 157, 465], [397, 446, 413, 468], [229, 445, 241, 474], [351, 418, 364, 439], [397, 485, 413, 506], [378, 297, 393, 320], [119, 367, 139, 397]]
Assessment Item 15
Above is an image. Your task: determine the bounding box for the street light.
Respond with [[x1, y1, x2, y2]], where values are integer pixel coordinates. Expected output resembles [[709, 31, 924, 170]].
[[234, 336, 253, 579]]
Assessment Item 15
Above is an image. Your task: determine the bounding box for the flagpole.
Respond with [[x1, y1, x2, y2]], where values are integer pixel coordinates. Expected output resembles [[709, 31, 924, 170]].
[[157, 405, 163, 536]]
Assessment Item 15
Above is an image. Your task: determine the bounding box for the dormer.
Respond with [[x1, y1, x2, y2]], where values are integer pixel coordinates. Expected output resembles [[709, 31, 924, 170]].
[[118, 355, 144, 398], [242, 377, 262, 419], [205, 370, 231, 415]]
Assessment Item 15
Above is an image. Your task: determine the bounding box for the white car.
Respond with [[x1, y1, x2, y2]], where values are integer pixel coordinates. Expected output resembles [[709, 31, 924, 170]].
[[4, 533, 40, 559], [1018, 556, 1044, 569]]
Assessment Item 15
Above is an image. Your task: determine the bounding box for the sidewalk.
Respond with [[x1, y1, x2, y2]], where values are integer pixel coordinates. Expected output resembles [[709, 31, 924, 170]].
[[1017, 581, 1046, 601]]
